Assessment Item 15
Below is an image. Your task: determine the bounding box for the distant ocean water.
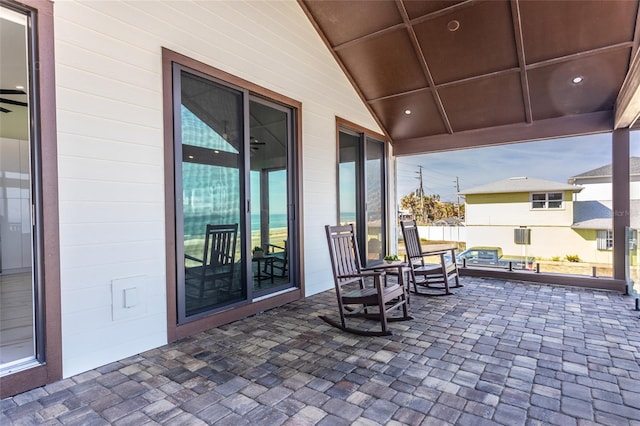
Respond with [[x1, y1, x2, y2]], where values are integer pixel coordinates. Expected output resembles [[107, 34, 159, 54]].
[[340, 212, 356, 224], [251, 213, 288, 231]]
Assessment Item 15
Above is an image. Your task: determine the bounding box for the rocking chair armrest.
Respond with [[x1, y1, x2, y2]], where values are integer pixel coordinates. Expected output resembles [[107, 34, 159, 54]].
[[336, 271, 385, 280], [366, 262, 408, 271], [266, 243, 286, 253], [185, 254, 202, 263], [419, 249, 449, 257]]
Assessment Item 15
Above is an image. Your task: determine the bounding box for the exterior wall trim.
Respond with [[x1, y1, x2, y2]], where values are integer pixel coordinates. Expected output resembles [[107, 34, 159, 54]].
[[1, 0, 61, 399]]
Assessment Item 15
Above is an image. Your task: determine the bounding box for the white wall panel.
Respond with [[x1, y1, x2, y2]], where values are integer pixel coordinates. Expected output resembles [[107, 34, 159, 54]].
[[57, 134, 163, 166], [54, 0, 380, 377], [56, 111, 162, 146]]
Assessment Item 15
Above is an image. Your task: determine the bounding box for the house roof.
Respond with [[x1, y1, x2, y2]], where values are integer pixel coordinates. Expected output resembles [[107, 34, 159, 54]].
[[432, 217, 464, 226], [568, 156, 640, 182], [299, 0, 640, 156], [572, 200, 640, 229], [459, 177, 582, 195]]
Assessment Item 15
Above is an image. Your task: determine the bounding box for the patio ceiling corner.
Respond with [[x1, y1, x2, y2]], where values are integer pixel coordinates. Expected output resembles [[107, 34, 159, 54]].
[[299, 0, 640, 155]]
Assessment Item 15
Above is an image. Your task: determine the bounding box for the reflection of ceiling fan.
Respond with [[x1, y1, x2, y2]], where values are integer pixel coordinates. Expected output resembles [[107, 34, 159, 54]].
[[250, 135, 265, 151], [0, 89, 27, 113]]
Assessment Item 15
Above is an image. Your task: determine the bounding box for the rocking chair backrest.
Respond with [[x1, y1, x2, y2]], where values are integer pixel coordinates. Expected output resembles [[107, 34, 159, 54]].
[[401, 220, 424, 264], [325, 224, 363, 285], [204, 224, 238, 269]]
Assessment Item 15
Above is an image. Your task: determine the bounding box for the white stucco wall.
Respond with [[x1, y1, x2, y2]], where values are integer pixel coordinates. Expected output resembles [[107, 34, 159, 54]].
[[463, 191, 613, 264], [466, 198, 575, 227], [465, 226, 611, 264], [54, 0, 381, 377]]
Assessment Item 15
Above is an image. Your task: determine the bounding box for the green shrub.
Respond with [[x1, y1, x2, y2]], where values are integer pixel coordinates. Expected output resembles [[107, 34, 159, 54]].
[[551, 256, 561, 262], [565, 254, 581, 263]]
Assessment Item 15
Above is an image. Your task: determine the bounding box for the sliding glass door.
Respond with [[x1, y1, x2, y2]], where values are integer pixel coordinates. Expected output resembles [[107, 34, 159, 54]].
[[338, 127, 387, 266], [365, 138, 385, 263], [0, 4, 38, 375], [175, 69, 246, 321], [173, 66, 296, 323], [249, 98, 292, 295]]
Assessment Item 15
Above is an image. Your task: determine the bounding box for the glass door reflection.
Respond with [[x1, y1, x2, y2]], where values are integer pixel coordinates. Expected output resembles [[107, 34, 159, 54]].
[[177, 70, 246, 320], [0, 5, 37, 373], [365, 138, 385, 264], [249, 99, 292, 295]]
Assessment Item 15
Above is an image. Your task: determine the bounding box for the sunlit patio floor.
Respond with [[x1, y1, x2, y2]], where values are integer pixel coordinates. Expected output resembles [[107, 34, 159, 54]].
[[2, 277, 640, 425]]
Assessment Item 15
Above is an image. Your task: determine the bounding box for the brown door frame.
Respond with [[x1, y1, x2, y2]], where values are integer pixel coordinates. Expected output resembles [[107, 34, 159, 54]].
[[162, 48, 304, 341], [1, 0, 62, 399]]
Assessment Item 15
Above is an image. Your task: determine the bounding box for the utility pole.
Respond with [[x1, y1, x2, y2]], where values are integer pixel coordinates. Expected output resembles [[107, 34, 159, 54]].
[[454, 176, 460, 218], [416, 166, 424, 221]]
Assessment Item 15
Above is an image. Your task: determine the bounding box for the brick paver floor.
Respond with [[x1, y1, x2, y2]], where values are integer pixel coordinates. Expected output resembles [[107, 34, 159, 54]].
[[2, 277, 640, 425]]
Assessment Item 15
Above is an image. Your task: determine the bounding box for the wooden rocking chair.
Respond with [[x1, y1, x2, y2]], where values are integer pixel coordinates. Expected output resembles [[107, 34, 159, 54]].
[[400, 220, 462, 296], [322, 224, 411, 336]]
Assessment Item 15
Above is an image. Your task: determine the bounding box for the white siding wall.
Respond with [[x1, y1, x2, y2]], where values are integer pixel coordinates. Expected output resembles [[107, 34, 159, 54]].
[[54, 0, 380, 377], [574, 182, 612, 201], [574, 181, 640, 201]]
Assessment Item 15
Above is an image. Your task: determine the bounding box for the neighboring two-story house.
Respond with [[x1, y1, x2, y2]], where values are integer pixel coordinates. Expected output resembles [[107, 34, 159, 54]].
[[568, 157, 640, 263], [459, 177, 589, 262], [460, 160, 640, 265]]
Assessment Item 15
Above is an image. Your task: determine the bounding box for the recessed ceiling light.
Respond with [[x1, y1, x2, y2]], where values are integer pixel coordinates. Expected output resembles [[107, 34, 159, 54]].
[[214, 150, 220, 154], [188, 155, 194, 159], [404, 109, 412, 115], [572, 76, 584, 84], [447, 20, 460, 32], [15, 85, 24, 90]]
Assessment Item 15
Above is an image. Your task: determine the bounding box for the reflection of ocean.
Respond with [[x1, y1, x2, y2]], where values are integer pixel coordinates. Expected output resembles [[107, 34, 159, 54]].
[[340, 212, 356, 224], [251, 213, 288, 231]]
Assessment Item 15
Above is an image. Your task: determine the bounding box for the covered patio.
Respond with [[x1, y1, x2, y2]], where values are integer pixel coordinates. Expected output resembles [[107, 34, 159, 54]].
[[2, 0, 640, 409], [2, 277, 639, 425]]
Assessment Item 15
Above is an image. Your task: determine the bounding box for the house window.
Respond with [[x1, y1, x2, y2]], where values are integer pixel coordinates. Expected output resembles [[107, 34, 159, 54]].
[[337, 121, 387, 266], [531, 192, 563, 209], [597, 230, 613, 250]]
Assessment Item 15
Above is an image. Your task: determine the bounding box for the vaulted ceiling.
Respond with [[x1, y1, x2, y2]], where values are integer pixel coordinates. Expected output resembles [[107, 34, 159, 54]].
[[299, 0, 640, 155]]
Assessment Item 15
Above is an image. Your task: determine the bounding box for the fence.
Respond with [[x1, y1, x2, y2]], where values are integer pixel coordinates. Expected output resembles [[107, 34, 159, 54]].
[[417, 225, 466, 243]]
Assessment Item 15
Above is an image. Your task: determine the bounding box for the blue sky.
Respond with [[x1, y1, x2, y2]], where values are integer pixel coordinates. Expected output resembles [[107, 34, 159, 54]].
[[396, 132, 640, 203]]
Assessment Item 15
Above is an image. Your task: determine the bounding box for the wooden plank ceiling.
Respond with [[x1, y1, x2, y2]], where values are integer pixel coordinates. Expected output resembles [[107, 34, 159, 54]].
[[299, 0, 640, 155]]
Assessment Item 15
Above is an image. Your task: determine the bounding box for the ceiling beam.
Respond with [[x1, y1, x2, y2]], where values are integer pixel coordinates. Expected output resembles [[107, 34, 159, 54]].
[[526, 42, 632, 71], [393, 110, 613, 156], [395, 0, 452, 134], [296, 0, 391, 139], [510, 0, 532, 124], [615, 3, 640, 129], [615, 48, 640, 129], [631, 0, 640, 64]]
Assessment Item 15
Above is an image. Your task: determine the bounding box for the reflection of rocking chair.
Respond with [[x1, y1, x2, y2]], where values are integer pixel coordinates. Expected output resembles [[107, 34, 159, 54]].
[[322, 224, 411, 336], [185, 224, 237, 297], [265, 241, 287, 277]]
